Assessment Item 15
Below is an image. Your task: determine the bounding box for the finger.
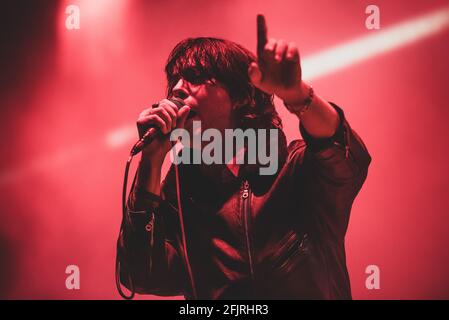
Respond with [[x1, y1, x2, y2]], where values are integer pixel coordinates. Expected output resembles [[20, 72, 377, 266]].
[[140, 97, 174, 118], [285, 41, 300, 61], [274, 39, 287, 62], [139, 107, 152, 118], [138, 114, 169, 134], [160, 98, 180, 113], [176, 105, 191, 129], [154, 107, 173, 132], [160, 99, 180, 126], [263, 38, 277, 61], [160, 104, 177, 128], [257, 14, 268, 57]]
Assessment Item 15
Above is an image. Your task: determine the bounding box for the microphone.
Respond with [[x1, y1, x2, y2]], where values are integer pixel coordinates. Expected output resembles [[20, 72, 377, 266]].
[[130, 97, 189, 156]]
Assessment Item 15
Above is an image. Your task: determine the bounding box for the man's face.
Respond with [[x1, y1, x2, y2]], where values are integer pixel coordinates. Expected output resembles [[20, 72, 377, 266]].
[[171, 78, 235, 134]]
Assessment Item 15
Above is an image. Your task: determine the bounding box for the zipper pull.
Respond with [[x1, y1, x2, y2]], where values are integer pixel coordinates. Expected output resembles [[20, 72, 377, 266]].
[[145, 213, 155, 232], [242, 180, 249, 199]]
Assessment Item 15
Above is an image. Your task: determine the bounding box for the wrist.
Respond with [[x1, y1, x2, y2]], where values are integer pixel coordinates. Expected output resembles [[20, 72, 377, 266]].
[[281, 81, 310, 105], [282, 81, 315, 117], [137, 157, 162, 190], [141, 151, 165, 169]]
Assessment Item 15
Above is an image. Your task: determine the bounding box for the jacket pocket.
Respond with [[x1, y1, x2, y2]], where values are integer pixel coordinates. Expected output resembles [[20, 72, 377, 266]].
[[272, 232, 310, 273]]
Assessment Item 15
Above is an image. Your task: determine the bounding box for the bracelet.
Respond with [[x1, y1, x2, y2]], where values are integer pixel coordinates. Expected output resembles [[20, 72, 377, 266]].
[[283, 85, 314, 117]]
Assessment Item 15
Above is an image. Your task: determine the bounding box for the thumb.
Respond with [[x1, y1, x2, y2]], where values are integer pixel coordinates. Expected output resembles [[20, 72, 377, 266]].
[[176, 105, 191, 129], [248, 62, 263, 87]]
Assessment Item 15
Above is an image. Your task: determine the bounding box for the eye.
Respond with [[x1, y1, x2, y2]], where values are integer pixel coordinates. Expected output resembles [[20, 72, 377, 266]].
[[182, 68, 210, 85]]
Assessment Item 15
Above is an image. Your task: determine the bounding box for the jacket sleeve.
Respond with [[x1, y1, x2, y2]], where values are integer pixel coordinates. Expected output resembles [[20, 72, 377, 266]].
[[116, 166, 187, 297], [288, 103, 372, 239]]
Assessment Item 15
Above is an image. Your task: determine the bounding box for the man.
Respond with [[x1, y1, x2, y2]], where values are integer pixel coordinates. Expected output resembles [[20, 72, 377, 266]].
[[116, 20, 371, 299]]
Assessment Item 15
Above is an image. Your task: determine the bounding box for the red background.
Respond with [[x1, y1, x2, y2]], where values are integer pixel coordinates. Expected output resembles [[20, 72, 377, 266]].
[[1, 0, 448, 299]]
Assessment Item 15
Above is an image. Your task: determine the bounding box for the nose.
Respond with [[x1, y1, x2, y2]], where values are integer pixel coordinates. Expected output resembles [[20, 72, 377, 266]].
[[172, 78, 190, 100]]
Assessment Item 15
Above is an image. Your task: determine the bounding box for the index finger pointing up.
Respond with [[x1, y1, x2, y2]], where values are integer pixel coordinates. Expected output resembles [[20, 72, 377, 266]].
[[257, 14, 268, 58]]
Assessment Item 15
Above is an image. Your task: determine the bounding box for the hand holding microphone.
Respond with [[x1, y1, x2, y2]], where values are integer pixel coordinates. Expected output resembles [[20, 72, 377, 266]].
[[132, 98, 191, 165]]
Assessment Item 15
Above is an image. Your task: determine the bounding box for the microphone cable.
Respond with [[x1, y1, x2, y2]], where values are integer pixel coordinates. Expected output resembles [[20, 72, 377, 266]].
[[115, 120, 197, 300]]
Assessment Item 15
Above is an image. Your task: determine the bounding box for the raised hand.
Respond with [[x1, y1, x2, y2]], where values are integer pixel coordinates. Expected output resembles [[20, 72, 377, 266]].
[[248, 14, 304, 103]]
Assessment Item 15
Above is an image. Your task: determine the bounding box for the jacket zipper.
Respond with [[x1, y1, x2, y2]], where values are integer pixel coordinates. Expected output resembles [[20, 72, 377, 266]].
[[273, 233, 309, 270], [242, 180, 255, 284]]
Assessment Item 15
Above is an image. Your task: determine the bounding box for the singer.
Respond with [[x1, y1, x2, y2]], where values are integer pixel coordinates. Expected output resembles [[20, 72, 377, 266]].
[[116, 16, 371, 299]]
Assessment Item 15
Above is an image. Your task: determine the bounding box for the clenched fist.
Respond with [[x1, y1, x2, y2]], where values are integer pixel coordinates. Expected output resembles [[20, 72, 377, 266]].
[[136, 99, 190, 165]]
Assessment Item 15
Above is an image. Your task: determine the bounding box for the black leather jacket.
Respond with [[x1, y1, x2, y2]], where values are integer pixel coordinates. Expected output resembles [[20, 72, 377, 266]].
[[116, 104, 371, 299]]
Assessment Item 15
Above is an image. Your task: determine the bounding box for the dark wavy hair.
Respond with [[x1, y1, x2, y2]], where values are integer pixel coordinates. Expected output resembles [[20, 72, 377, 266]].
[[164, 37, 282, 130]]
